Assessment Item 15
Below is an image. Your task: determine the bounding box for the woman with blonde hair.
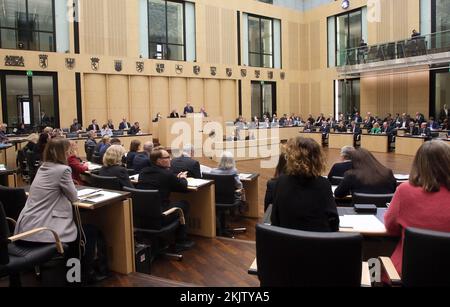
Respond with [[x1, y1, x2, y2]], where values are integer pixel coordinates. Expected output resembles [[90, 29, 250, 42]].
[[99, 145, 133, 189], [385, 140, 450, 276], [271, 137, 339, 232]]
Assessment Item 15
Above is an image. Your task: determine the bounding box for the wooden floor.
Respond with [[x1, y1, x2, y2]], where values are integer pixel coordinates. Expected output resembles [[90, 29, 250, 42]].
[[2, 149, 414, 287]]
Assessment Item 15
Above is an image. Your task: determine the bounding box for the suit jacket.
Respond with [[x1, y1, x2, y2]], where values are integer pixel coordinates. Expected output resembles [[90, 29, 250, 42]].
[[170, 112, 180, 118], [15, 163, 79, 243], [70, 123, 82, 133], [419, 127, 432, 137], [407, 127, 419, 136], [271, 175, 339, 232], [137, 165, 188, 206], [327, 161, 353, 181], [68, 155, 88, 185], [334, 172, 397, 199], [264, 178, 277, 212], [210, 168, 242, 189], [126, 151, 138, 170], [133, 152, 152, 172], [129, 126, 140, 135], [171, 156, 201, 179], [87, 124, 100, 132], [99, 165, 133, 189], [183, 106, 194, 115], [119, 122, 131, 130], [351, 125, 361, 134]]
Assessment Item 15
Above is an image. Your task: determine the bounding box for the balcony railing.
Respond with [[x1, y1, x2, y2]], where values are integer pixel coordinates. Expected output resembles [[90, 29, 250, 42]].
[[337, 30, 450, 67]]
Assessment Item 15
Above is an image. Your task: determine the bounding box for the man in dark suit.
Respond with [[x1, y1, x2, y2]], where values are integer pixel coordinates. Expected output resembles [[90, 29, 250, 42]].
[[170, 109, 180, 118], [137, 148, 194, 249], [87, 119, 100, 132], [353, 112, 363, 124], [119, 118, 131, 130], [406, 121, 419, 136], [319, 121, 330, 141], [171, 145, 201, 179], [129, 122, 141, 135], [419, 122, 432, 138], [183, 102, 194, 115], [440, 104, 449, 123], [40, 112, 51, 126], [70, 118, 82, 133], [133, 141, 153, 172], [328, 146, 355, 183]]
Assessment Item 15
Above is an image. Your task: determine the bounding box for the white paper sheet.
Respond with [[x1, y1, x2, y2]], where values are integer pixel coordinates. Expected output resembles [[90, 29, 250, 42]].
[[187, 178, 211, 188], [86, 162, 102, 171], [129, 174, 139, 181], [77, 189, 101, 198], [79, 191, 122, 203], [200, 165, 212, 175], [394, 174, 409, 181], [339, 215, 386, 233], [239, 173, 253, 180]]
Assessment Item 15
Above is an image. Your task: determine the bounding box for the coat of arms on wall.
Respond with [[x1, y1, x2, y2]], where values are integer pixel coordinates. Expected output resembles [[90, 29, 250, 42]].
[[226, 68, 233, 77], [193, 65, 201, 75], [255, 70, 261, 79], [156, 63, 165, 73], [39, 54, 48, 69], [91, 57, 100, 71], [280, 72, 286, 80], [114, 60, 123, 72], [268, 71, 274, 80], [210, 66, 217, 76], [65, 58, 75, 70], [136, 61, 144, 73], [175, 64, 183, 74], [4, 56, 25, 67], [240, 69, 247, 78]]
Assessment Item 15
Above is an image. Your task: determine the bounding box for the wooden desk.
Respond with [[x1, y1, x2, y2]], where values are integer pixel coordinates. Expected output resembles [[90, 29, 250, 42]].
[[0, 167, 17, 187], [212, 138, 280, 162], [361, 134, 389, 153], [328, 133, 354, 149], [396, 136, 425, 156], [0, 144, 16, 169], [25, 186, 135, 275], [240, 174, 260, 219], [171, 181, 216, 238], [298, 132, 323, 146]]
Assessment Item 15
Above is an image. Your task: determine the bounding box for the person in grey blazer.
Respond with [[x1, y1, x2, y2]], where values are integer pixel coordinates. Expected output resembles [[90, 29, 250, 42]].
[[15, 138, 79, 243], [210, 151, 243, 190]]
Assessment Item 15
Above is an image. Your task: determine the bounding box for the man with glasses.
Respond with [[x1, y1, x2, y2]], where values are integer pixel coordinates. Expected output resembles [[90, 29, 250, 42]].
[[137, 147, 194, 249]]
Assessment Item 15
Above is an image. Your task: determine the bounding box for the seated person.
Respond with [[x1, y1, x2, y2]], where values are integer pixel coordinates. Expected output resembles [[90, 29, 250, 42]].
[[406, 121, 419, 136], [270, 137, 339, 232], [137, 147, 193, 248], [334, 148, 397, 198], [129, 122, 141, 135], [419, 122, 432, 138], [85, 130, 98, 162], [264, 153, 287, 212], [153, 113, 162, 122], [319, 120, 330, 140], [100, 124, 113, 137], [171, 145, 202, 179], [183, 102, 194, 115], [385, 140, 450, 276], [87, 119, 100, 132], [126, 140, 141, 170], [119, 118, 131, 130], [210, 151, 243, 192], [428, 117, 439, 130], [0, 123, 9, 144], [70, 119, 82, 133], [99, 145, 133, 189], [23, 133, 39, 153], [327, 146, 355, 182], [370, 122, 382, 134], [16, 123, 28, 135], [133, 141, 154, 172], [107, 119, 114, 130], [67, 140, 89, 185], [95, 135, 111, 161], [170, 110, 180, 118], [335, 121, 347, 133]]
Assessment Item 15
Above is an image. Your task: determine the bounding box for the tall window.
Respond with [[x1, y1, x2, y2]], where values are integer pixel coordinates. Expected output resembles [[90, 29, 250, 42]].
[[0, 0, 55, 52], [248, 15, 273, 68], [332, 9, 363, 66], [148, 0, 185, 61]]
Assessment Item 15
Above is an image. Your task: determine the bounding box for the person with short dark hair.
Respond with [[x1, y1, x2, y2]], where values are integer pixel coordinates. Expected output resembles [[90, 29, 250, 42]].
[[411, 29, 421, 39], [133, 141, 154, 172], [70, 119, 82, 133], [129, 122, 141, 135], [264, 153, 287, 211], [385, 140, 450, 276], [87, 119, 100, 132], [126, 140, 141, 170], [119, 118, 131, 130], [183, 102, 194, 115], [271, 137, 339, 232]]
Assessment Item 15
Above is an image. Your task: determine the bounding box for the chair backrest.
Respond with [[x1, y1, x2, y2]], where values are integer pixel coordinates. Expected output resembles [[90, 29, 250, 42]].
[[123, 187, 163, 230], [402, 227, 450, 287], [90, 173, 122, 191], [256, 224, 362, 287], [202, 173, 237, 205], [0, 186, 27, 221], [0, 202, 10, 265], [352, 192, 394, 208], [330, 176, 344, 186]]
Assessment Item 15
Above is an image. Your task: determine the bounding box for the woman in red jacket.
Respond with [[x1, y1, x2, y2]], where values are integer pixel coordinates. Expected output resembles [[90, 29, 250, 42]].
[[68, 140, 89, 185], [385, 140, 450, 276]]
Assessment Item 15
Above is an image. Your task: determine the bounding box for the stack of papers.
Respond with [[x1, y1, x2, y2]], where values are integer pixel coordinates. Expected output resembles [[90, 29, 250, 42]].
[[78, 189, 122, 203], [394, 174, 409, 181], [187, 178, 210, 187], [239, 173, 253, 180], [339, 215, 386, 233]]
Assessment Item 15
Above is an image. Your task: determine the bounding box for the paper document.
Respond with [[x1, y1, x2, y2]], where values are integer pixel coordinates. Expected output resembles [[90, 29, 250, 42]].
[[239, 173, 253, 180], [339, 215, 386, 233], [79, 191, 122, 203], [200, 165, 212, 175], [129, 174, 139, 181], [77, 189, 101, 198], [86, 162, 102, 171], [394, 174, 409, 181], [187, 178, 210, 187]]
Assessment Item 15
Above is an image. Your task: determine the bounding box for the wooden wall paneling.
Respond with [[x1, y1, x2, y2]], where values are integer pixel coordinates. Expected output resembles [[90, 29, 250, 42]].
[[300, 83, 310, 116], [289, 83, 300, 115], [130, 76, 150, 132], [299, 23, 310, 71], [205, 5, 221, 64], [187, 78, 205, 112], [288, 22, 300, 70], [220, 80, 237, 121], [151, 77, 170, 119], [108, 75, 130, 126], [310, 82, 321, 116], [221, 8, 236, 65], [107, 0, 128, 57], [82, 0, 106, 55], [204, 79, 221, 117], [170, 77, 188, 116], [309, 20, 321, 70], [84, 74, 107, 127]]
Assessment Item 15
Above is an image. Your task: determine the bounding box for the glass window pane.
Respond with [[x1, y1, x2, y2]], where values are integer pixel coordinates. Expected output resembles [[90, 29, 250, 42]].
[[35, 31, 54, 51], [5, 75, 29, 127], [349, 10, 362, 49], [32, 75, 55, 127], [248, 16, 261, 53], [27, 0, 54, 32], [167, 44, 184, 61], [263, 54, 273, 68], [251, 83, 262, 118], [249, 53, 261, 67], [148, 0, 167, 43], [167, 1, 184, 45], [0, 0, 26, 28], [261, 18, 272, 54], [1, 28, 18, 49]]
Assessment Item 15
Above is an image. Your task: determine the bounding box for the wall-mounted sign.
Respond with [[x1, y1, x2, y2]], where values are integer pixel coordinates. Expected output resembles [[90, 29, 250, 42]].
[[136, 61, 144, 73], [193, 65, 201, 75], [39, 54, 48, 69], [210, 66, 217, 76], [91, 57, 100, 71], [241, 69, 247, 78], [65, 58, 75, 70], [226, 68, 232, 77], [255, 70, 261, 79], [114, 60, 123, 72], [156, 63, 165, 73], [176, 64, 183, 74], [4, 56, 25, 67]]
